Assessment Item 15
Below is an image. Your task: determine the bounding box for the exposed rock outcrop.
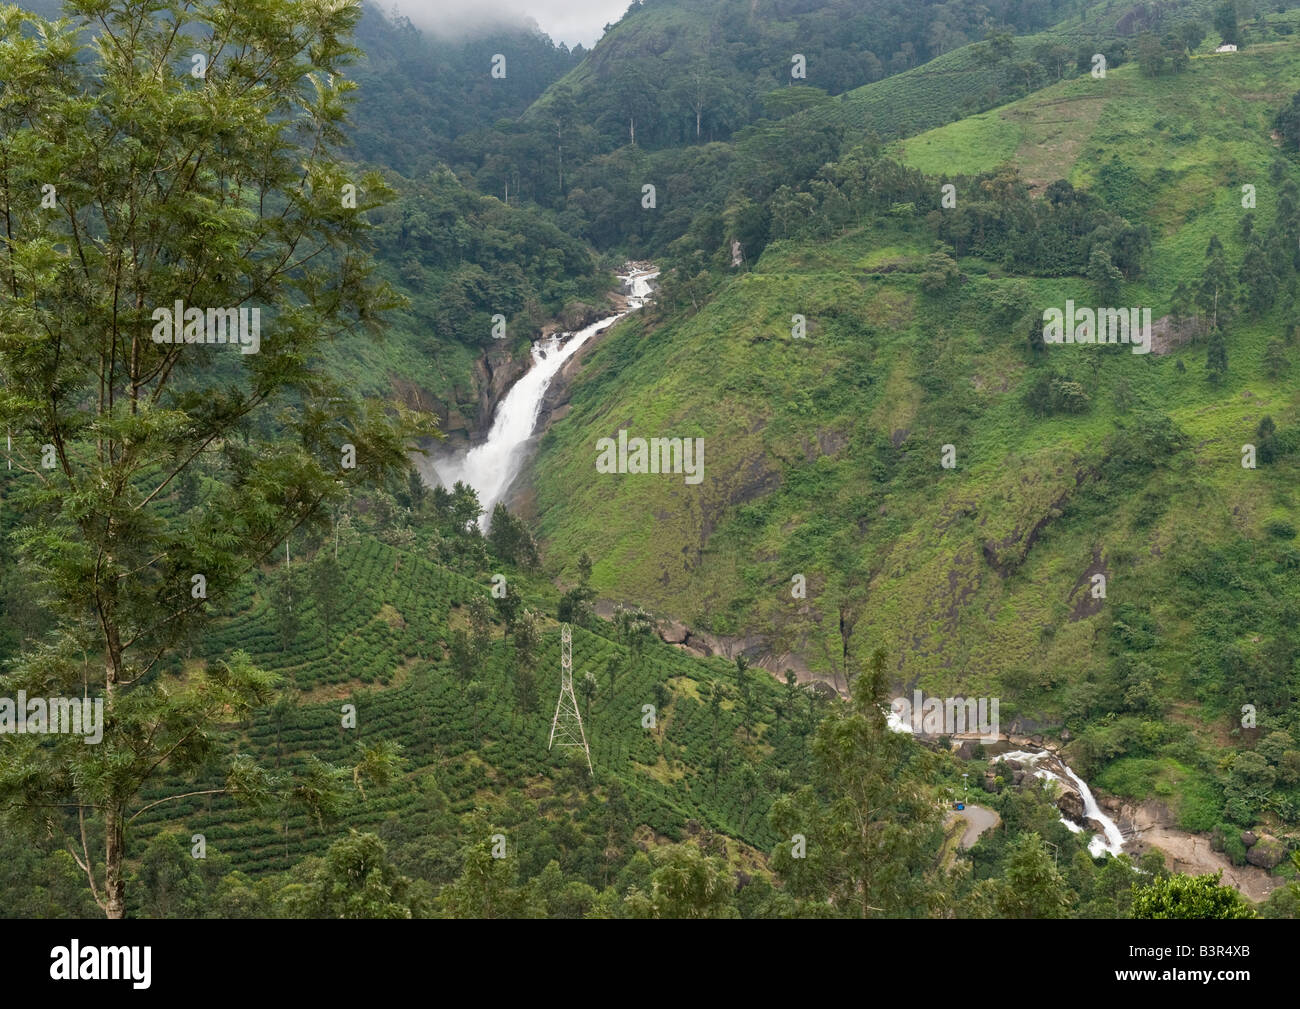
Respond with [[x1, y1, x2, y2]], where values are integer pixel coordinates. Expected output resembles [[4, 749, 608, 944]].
[[1246, 835, 1285, 869]]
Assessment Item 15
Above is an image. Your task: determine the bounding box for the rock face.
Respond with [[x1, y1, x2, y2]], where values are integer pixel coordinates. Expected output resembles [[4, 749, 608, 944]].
[[476, 346, 529, 431], [991, 750, 1088, 826], [1056, 787, 1086, 823], [1246, 835, 1285, 869], [424, 344, 529, 452], [658, 619, 690, 644], [1118, 799, 1283, 904]]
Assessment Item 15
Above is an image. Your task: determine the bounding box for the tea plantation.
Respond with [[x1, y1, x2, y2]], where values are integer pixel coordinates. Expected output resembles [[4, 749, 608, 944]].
[[130, 534, 817, 887]]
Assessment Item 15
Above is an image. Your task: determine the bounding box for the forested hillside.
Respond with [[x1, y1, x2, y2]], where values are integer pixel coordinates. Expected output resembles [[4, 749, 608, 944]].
[[2, 0, 1299, 925], [348, 6, 584, 178], [526, 26, 1300, 872]]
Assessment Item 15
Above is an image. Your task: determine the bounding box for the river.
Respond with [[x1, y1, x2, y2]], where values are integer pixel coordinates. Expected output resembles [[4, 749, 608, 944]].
[[886, 708, 1126, 857]]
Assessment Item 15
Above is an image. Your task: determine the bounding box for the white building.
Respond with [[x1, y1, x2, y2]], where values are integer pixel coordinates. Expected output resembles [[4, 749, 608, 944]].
[[1216, 44, 1238, 53]]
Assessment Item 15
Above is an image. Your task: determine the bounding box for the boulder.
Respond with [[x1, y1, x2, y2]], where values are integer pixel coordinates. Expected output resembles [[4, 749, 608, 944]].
[[1055, 785, 1086, 821], [658, 619, 690, 645], [1005, 759, 1022, 770], [1245, 835, 1285, 869], [1057, 788, 1086, 823], [1241, 830, 1258, 847], [559, 301, 602, 331]]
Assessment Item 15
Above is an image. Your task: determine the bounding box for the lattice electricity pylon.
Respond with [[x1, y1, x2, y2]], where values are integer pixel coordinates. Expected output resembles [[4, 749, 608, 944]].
[[548, 624, 593, 775]]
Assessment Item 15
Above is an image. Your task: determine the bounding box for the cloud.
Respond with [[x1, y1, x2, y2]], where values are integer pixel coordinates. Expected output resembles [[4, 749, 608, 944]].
[[379, 0, 631, 47]]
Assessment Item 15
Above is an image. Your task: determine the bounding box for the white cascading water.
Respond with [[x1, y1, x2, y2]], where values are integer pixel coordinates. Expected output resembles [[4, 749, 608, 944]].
[[1062, 763, 1126, 857], [430, 269, 658, 526], [997, 750, 1125, 857], [886, 713, 1128, 858]]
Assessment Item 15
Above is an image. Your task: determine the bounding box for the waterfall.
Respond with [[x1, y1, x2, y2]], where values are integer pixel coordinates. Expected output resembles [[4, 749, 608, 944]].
[[429, 268, 658, 527], [1062, 763, 1126, 857], [998, 750, 1125, 857]]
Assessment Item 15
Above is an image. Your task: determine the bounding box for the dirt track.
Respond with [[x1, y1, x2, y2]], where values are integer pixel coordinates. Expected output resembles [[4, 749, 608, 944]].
[[1124, 802, 1281, 903]]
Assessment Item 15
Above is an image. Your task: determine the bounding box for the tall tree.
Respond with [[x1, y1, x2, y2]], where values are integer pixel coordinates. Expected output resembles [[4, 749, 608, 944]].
[[468, 594, 495, 663], [271, 564, 300, 651], [1275, 92, 1300, 152], [1239, 243, 1278, 315], [449, 628, 475, 683], [310, 552, 343, 638], [1197, 236, 1235, 330], [768, 648, 945, 917], [1206, 327, 1229, 384], [580, 672, 598, 721], [0, 0, 424, 918], [493, 584, 522, 643], [1087, 247, 1123, 304], [1214, 1, 1241, 47], [513, 608, 542, 680], [615, 604, 656, 669]]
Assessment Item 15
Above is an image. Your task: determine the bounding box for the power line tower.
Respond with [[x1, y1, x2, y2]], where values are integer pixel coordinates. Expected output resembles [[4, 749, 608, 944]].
[[548, 624, 593, 775]]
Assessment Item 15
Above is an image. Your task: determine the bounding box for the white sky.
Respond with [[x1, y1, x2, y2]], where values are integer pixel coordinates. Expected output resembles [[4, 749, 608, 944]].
[[382, 0, 633, 47]]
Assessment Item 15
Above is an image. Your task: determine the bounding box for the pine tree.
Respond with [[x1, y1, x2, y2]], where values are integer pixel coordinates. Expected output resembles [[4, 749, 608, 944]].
[[1238, 243, 1278, 315], [1197, 236, 1235, 330]]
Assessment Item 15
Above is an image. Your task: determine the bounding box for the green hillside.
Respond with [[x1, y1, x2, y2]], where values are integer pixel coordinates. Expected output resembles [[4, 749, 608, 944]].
[[527, 38, 1300, 830], [128, 534, 812, 883], [5, 0, 1300, 923]]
